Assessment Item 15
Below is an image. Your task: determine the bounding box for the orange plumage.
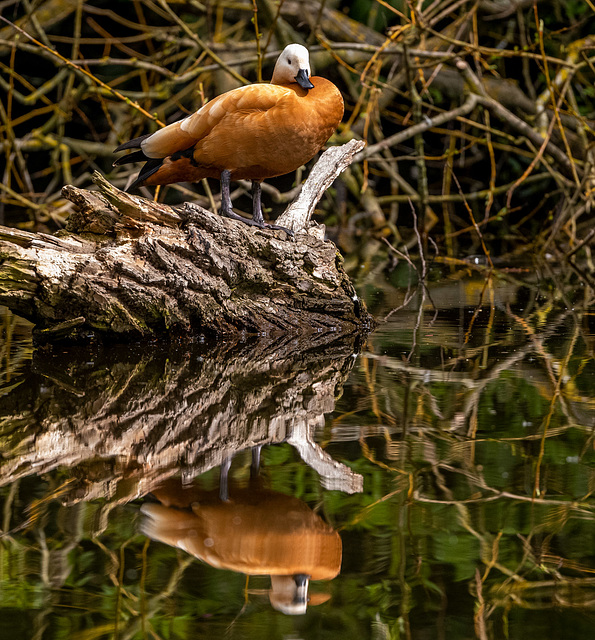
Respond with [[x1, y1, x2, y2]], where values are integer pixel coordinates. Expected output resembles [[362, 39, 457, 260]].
[[114, 44, 344, 230], [141, 476, 342, 615]]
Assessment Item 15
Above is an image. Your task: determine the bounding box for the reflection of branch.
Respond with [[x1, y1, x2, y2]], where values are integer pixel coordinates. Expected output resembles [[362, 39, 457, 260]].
[[407, 286, 426, 363], [488, 576, 595, 610], [414, 490, 595, 512], [0, 336, 364, 499], [287, 421, 363, 493], [365, 301, 578, 434]]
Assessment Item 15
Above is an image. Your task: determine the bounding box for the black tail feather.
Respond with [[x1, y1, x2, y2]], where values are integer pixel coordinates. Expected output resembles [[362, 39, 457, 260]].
[[114, 133, 162, 191], [114, 133, 152, 153], [126, 158, 163, 192], [113, 149, 148, 167]]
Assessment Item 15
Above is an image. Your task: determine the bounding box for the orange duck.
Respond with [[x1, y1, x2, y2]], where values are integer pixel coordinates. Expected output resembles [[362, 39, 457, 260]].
[[114, 44, 344, 230], [141, 476, 342, 615]]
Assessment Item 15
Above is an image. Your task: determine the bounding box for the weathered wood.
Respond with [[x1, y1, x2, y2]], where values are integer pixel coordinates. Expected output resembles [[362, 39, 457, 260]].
[[0, 335, 364, 501], [0, 141, 372, 340], [276, 140, 365, 232]]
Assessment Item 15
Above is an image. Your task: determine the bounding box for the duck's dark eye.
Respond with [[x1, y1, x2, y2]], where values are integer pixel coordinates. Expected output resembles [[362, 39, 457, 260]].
[[287, 58, 292, 64]]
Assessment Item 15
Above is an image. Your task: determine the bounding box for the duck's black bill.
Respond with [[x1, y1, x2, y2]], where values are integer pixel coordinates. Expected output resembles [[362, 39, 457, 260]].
[[295, 68, 314, 90]]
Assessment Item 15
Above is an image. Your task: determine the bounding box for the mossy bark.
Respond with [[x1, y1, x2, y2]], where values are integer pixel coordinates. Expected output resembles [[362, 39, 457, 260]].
[[0, 140, 373, 341]]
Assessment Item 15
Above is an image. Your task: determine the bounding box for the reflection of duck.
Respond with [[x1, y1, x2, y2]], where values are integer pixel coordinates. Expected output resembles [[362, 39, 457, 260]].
[[140, 476, 342, 615]]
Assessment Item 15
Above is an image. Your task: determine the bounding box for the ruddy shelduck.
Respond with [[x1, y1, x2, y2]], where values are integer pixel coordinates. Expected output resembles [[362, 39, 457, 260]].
[[114, 43, 344, 230], [141, 477, 342, 615]]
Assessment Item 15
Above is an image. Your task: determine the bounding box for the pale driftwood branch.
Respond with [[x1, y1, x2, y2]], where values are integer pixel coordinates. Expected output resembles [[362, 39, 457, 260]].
[[276, 139, 366, 232], [0, 142, 372, 340]]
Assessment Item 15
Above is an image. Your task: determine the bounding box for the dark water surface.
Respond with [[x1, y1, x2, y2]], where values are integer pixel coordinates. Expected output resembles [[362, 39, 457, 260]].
[[1, 261, 594, 639]]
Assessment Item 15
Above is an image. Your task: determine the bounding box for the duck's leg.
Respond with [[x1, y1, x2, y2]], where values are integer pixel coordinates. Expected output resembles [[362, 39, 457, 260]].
[[219, 455, 233, 502], [251, 181, 265, 226], [220, 170, 232, 215], [251, 180, 294, 236], [219, 170, 241, 221], [219, 170, 263, 227], [219, 171, 293, 235]]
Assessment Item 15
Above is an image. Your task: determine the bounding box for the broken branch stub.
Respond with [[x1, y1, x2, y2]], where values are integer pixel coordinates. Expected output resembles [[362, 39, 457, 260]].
[[0, 141, 372, 340], [276, 139, 366, 232]]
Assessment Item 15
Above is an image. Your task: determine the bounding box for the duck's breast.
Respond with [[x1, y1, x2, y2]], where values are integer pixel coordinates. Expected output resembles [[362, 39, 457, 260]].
[[192, 78, 344, 180]]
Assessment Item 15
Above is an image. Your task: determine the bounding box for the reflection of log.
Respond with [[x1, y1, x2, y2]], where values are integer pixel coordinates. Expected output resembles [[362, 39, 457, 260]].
[[0, 334, 364, 500], [0, 140, 370, 340]]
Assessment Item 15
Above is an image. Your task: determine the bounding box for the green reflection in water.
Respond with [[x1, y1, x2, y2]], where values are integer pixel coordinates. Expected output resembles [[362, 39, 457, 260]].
[[0, 262, 594, 639]]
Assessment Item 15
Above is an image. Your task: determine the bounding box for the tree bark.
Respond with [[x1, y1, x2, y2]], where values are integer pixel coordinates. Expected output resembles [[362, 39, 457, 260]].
[[0, 140, 372, 341]]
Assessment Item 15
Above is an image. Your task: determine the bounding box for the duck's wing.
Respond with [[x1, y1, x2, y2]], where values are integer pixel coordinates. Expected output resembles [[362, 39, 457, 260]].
[[141, 84, 294, 159]]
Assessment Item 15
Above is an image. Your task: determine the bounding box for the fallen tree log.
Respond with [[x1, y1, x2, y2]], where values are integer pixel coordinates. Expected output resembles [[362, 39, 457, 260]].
[[0, 139, 373, 341]]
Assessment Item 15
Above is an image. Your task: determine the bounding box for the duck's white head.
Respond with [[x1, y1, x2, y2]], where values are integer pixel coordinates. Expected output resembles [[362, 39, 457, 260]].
[[271, 43, 314, 89], [269, 574, 310, 615]]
